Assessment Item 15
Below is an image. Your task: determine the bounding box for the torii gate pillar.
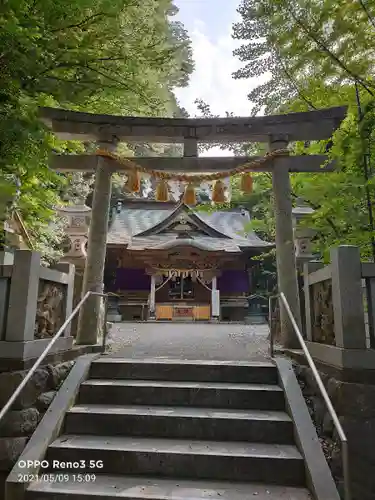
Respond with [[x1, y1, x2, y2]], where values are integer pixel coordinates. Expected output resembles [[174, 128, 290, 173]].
[[76, 140, 116, 345], [270, 135, 301, 348]]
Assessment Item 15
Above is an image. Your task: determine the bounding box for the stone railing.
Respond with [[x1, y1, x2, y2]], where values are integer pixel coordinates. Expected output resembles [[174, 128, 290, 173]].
[[0, 250, 74, 363], [299, 245, 375, 500], [303, 245, 375, 371]]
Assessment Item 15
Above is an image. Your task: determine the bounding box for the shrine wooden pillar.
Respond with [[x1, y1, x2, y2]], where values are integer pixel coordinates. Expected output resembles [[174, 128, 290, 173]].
[[270, 135, 301, 348], [149, 274, 156, 319], [211, 275, 220, 321], [76, 140, 116, 345]]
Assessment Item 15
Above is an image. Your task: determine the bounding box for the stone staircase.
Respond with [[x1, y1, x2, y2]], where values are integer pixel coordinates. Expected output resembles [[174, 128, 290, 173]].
[[26, 358, 319, 499]]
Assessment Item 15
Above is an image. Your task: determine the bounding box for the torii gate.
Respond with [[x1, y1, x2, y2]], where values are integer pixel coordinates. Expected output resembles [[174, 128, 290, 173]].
[[40, 106, 347, 348]]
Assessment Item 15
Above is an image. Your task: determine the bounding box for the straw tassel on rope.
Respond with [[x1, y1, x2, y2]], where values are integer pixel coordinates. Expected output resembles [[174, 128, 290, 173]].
[[183, 183, 197, 206], [212, 180, 225, 203], [241, 173, 253, 194], [126, 170, 141, 193], [156, 178, 169, 202], [95, 148, 289, 199]]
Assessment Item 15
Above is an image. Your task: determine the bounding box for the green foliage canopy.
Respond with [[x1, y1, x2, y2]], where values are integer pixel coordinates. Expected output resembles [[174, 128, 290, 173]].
[[229, 0, 375, 261], [0, 0, 193, 260], [232, 0, 375, 115]]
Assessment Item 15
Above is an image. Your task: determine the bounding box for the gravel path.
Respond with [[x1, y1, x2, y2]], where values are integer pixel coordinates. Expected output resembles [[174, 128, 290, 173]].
[[104, 322, 270, 362]]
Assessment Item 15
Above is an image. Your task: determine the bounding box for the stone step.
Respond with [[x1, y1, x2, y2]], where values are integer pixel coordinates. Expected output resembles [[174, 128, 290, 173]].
[[89, 359, 278, 385], [65, 404, 294, 444], [45, 435, 306, 486], [27, 473, 312, 499], [78, 379, 285, 411]]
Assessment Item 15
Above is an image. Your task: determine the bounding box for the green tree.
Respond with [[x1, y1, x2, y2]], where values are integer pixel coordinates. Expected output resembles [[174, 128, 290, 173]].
[[230, 0, 375, 260], [0, 0, 194, 259], [192, 88, 375, 262], [232, 0, 375, 114]]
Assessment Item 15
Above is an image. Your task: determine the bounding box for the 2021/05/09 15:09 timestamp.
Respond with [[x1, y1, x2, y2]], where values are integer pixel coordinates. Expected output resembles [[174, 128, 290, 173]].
[[18, 473, 96, 483]]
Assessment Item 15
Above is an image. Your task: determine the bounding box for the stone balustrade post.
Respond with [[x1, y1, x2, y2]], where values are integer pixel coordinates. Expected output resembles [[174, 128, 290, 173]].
[[0, 251, 14, 340], [5, 250, 41, 342], [0, 251, 14, 266], [0, 250, 74, 361], [52, 262, 75, 337], [330, 245, 367, 349]]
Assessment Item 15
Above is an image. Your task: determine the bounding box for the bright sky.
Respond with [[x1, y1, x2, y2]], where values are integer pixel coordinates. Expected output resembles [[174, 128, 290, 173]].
[[173, 0, 263, 156]]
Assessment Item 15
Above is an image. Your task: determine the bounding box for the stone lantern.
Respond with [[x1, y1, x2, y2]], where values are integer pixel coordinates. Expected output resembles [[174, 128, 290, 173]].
[[56, 202, 92, 336], [292, 198, 316, 266], [56, 202, 91, 270]]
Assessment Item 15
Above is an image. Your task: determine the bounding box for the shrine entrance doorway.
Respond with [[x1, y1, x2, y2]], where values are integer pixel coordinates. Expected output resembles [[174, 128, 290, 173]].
[[151, 269, 217, 322]]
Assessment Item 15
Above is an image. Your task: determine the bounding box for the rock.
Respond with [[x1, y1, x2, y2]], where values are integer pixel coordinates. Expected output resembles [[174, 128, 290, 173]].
[[0, 471, 7, 500], [0, 437, 28, 471], [292, 360, 302, 376], [336, 415, 375, 461], [297, 365, 309, 383], [328, 379, 375, 418], [351, 479, 375, 500], [47, 361, 74, 390], [297, 366, 330, 396], [322, 411, 334, 437], [35, 391, 56, 412], [330, 445, 342, 477], [295, 363, 375, 500], [0, 408, 40, 437], [326, 377, 340, 401], [347, 454, 375, 498], [0, 369, 49, 410], [311, 396, 326, 428]]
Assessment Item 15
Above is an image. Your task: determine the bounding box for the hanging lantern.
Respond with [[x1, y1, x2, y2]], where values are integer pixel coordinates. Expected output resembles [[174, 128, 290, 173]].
[[212, 180, 225, 203], [125, 170, 141, 193], [155, 178, 169, 202], [183, 182, 197, 205], [241, 173, 253, 194]]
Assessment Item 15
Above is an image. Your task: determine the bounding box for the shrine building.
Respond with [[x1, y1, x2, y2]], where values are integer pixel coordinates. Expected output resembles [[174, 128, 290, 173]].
[[104, 199, 273, 322]]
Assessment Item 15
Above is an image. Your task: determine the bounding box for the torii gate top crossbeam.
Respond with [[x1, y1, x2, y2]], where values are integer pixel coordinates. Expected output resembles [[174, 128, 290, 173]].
[[40, 106, 347, 143]]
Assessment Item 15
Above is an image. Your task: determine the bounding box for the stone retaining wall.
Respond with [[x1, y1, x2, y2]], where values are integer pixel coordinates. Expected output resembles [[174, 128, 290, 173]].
[[0, 360, 74, 499], [294, 362, 375, 500]]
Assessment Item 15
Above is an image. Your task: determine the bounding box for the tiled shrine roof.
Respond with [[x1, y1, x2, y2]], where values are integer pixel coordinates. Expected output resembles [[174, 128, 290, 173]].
[[107, 201, 273, 253]]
